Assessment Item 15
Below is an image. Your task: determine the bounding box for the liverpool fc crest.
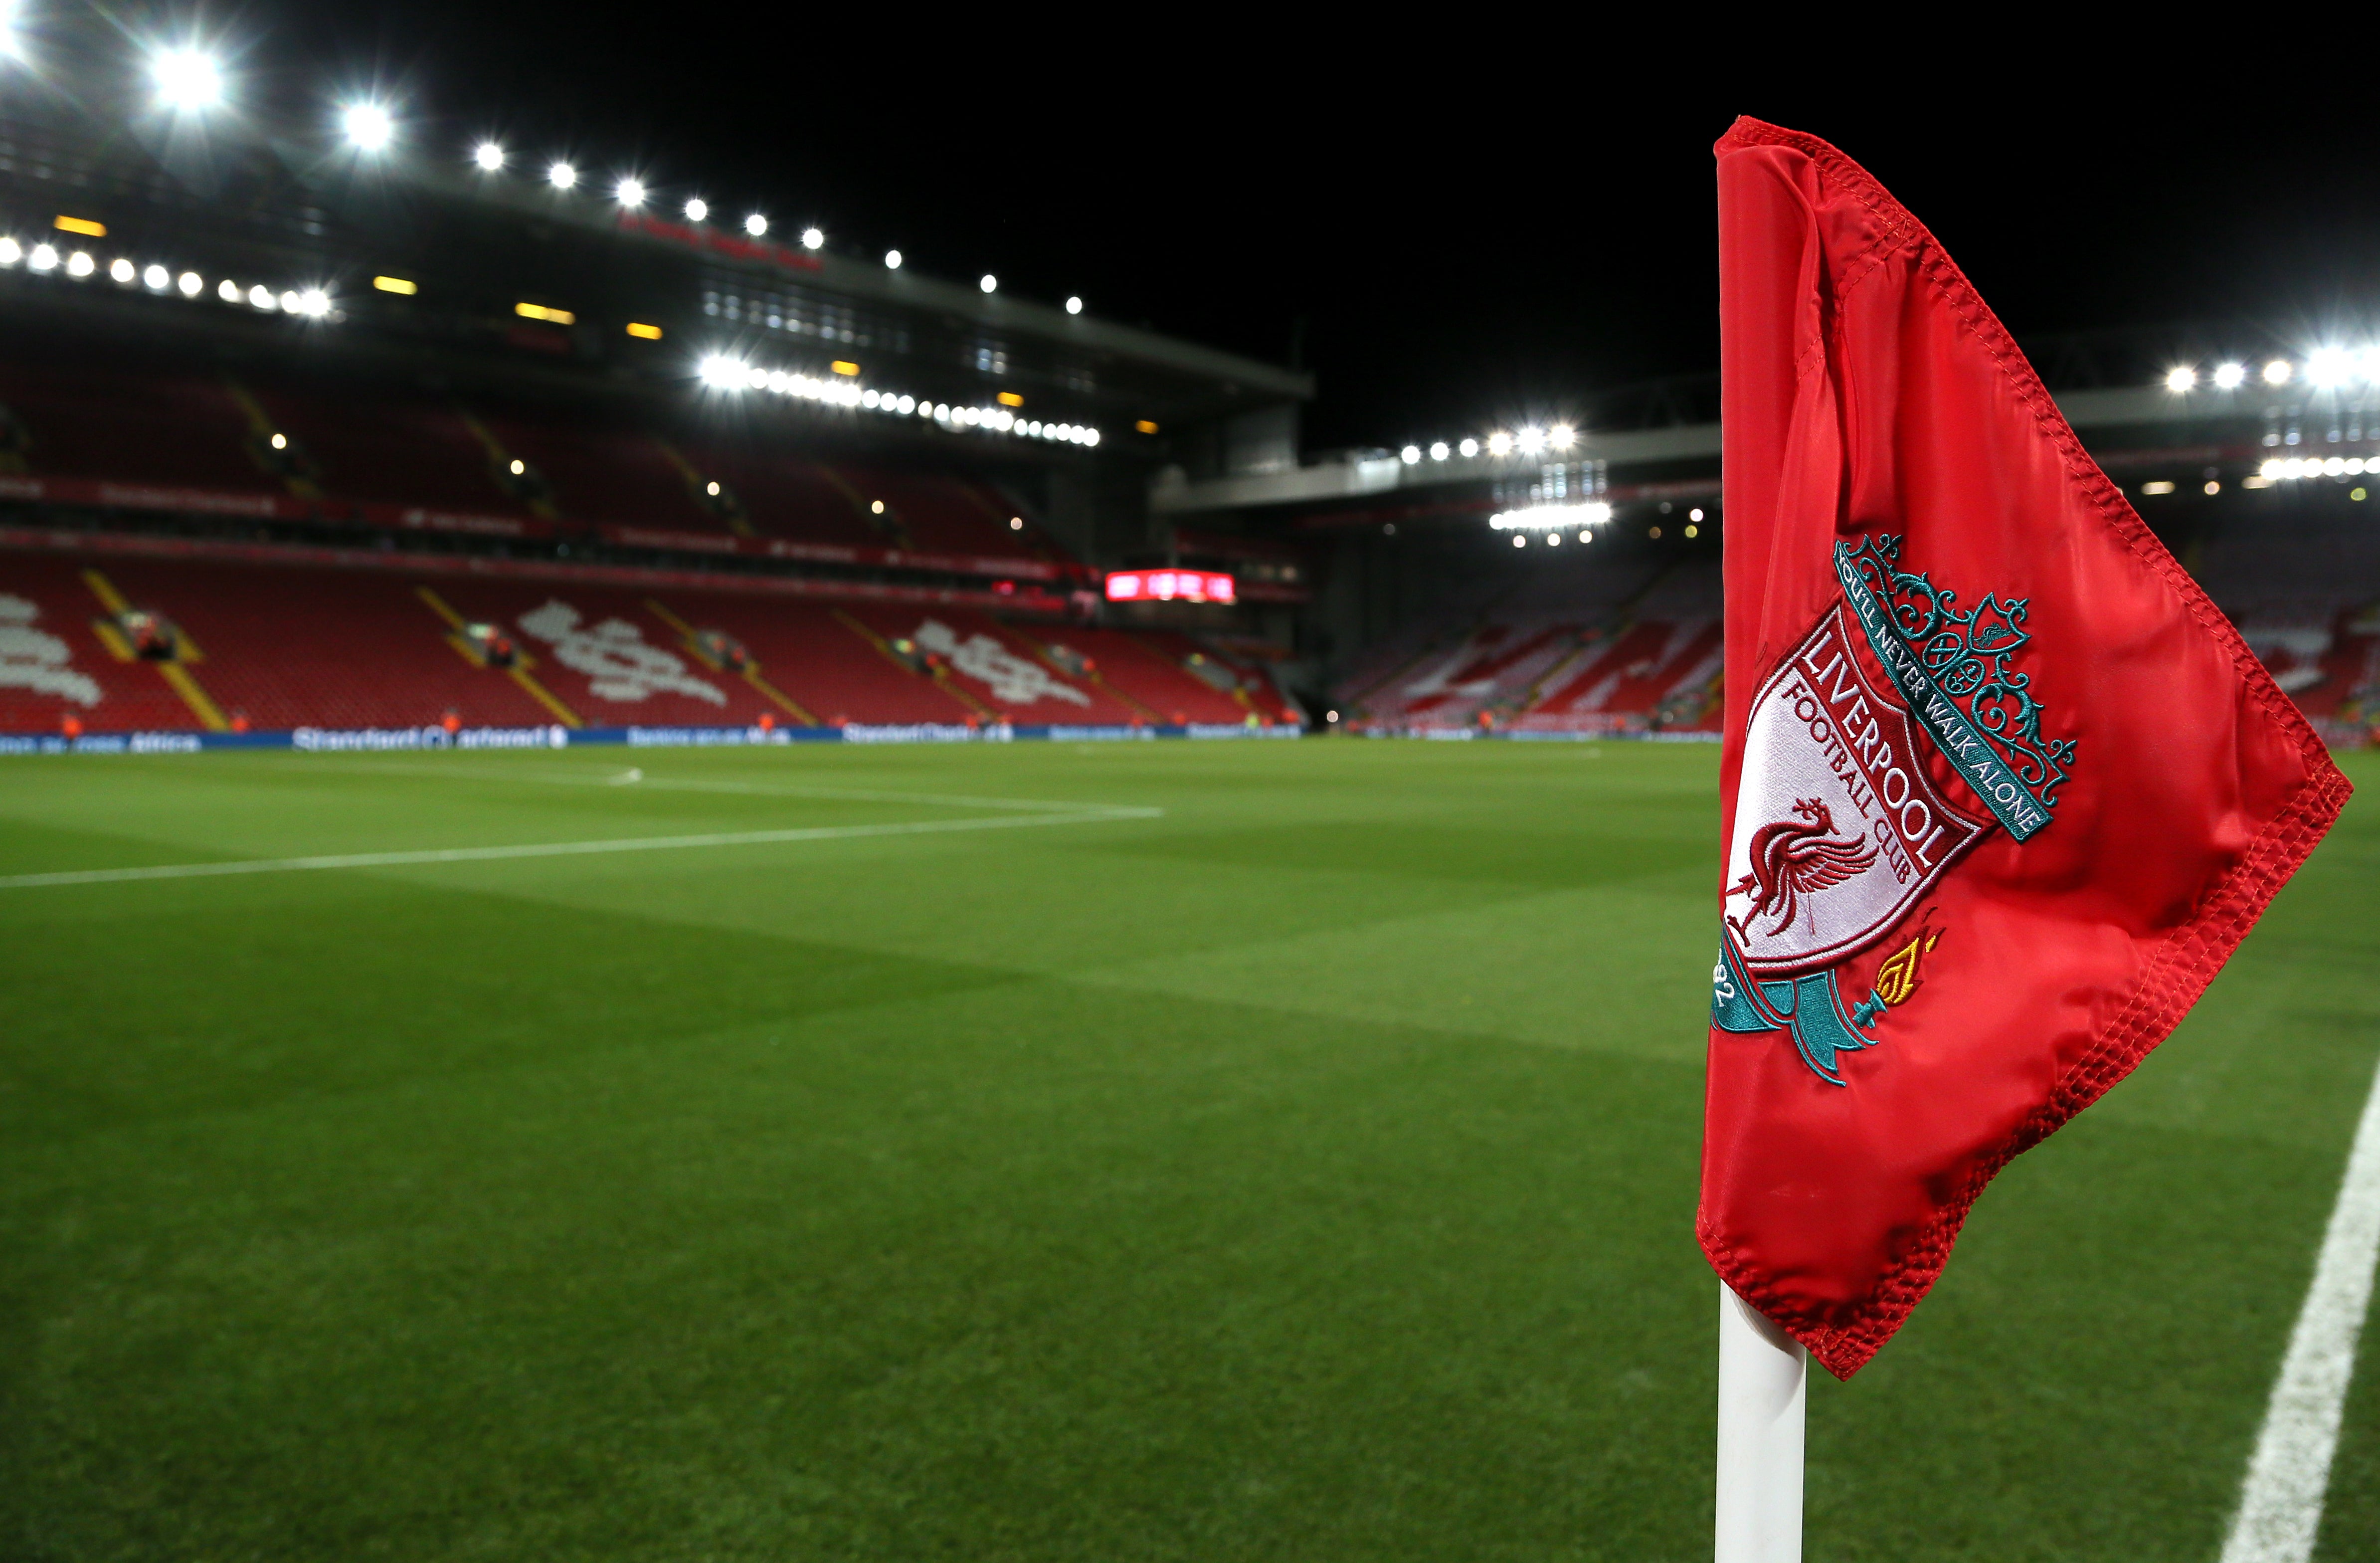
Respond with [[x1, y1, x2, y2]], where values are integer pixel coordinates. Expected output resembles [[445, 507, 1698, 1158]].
[[1713, 534, 2076, 1084]]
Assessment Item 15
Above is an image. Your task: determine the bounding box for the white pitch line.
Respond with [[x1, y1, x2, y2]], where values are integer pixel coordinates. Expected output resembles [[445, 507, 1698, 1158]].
[[322, 760, 1120, 813], [2220, 1046, 2380, 1563], [0, 806, 1161, 891]]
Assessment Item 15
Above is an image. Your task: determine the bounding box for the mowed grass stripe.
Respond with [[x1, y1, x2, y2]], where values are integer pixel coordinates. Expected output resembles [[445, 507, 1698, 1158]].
[[0, 805, 1162, 890]]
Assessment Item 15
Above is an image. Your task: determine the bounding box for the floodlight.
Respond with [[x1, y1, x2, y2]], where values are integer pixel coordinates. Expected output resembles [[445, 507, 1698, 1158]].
[[0, 238, 18, 265], [2163, 365, 2196, 392], [800, 226, 824, 249], [1486, 430, 1513, 456], [297, 287, 329, 317], [342, 102, 394, 152], [683, 197, 708, 222], [2263, 359, 2292, 385], [177, 270, 199, 295], [979, 274, 997, 294], [1549, 424, 1576, 451], [1429, 441, 1449, 460], [64, 249, 91, 276], [744, 212, 767, 236], [1458, 437, 1479, 458], [698, 354, 746, 390], [2213, 362, 2246, 390], [473, 142, 505, 171], [1400, 445, 1420, 464], [547, 161, 576, 190], [1065, 296, 1082, 315], [2308, 348, 2350, 389], [107, 256, 133, 283], [1516, 426, 1545, 455], [151, 47, 223, 113], [884, 249, 902, 269], [2261, 458, 2284, 479], [142, 263, 166, 289], [614, 177, 645, 207], [216, 277, 238, 300], [1690, 507, 1705, 522], [247, 284, 272, 309]]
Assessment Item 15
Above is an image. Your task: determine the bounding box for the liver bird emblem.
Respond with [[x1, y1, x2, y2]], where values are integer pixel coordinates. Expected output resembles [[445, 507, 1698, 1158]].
[[1727, 797, 1878, 938]]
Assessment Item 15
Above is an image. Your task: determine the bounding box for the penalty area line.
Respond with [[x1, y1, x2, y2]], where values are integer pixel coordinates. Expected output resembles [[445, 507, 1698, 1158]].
[[0, 806, 1162, 891], [2220, 1045, 2380, 1563]]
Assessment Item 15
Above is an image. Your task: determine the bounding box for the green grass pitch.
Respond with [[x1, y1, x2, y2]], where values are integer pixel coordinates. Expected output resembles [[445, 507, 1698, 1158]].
[[0, 739, 2372, 1562]]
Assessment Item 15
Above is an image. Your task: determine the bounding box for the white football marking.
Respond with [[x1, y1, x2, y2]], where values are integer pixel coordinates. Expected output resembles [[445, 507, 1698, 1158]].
[[2219, 1047, 2380, 1563], [0, 807, 1162, 891]]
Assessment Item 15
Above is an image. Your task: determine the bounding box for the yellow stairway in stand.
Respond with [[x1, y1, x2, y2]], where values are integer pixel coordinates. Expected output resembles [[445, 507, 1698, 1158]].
[[415, 587, 582, 726], [81, 568, 229, 731]]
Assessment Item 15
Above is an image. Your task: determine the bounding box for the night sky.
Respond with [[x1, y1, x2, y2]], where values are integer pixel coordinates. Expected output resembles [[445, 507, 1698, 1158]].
[[82, 11, 2380, 449]]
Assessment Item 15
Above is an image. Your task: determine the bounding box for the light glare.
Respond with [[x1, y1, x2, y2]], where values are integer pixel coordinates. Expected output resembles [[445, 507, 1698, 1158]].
[[473, 142, 505, 171], [151, 47, 224, 113], [884, 249, 902, 269], [2263, 359, 2292, 386], [2213, 362, 2246, 390], [614, 177, 645, 207], [744, 213, 768, 236], [979, 274, 997, 294], [683, 198, 708, 222], [2163, 365, 2196, 392], [547, 161, 576, 190], [342, 103, 394, 152]]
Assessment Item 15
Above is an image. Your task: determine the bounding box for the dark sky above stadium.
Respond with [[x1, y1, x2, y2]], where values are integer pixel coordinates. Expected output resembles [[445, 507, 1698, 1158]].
[[193, 10, 2380, 448]]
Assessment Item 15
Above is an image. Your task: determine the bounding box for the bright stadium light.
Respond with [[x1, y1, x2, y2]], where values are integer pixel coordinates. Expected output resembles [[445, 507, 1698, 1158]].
[[28, 243, 55, 271], [683, 197, 708, 222], [177, 270, 200, 295], [1486, 430, 1513, 456], [342, 102, 394, 153], [614, 176, 645, 207], [979, 274, 998, 294], [1429, 441, 1449, 460], [2263, 358, 2293, 386], [0, 238, 17, 265], [2307, 348, 2350, 389], [473, 141, 505, 171], [2213, 361, 2246, 390], [547, 160, 576, 190], [800, 226, 824, 249], [107, 256, 133, 283], [1400, 445, 1421, 464], [1549, 424, 1576, 451], [1459, 437, 1479, 458], [744, 212, 768, 236], [1065, 296, 1083, 315], [884, 248, 902, 269], [151, 47, 224, 113], [142, 263, 167, 290], [698, 353, 747, 390], [65, 249, 92, 276], [1516, 426, 1545, 455], [2163, 365, 2197, 392]]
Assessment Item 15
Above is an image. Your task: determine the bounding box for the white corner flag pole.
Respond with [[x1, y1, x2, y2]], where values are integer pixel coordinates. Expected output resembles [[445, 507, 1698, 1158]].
[[1716, 1281, 1808, 1563]]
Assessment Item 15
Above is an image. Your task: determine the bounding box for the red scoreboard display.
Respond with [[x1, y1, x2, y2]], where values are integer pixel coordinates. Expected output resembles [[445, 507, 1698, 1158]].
[[1102, 569, 1236, 604]]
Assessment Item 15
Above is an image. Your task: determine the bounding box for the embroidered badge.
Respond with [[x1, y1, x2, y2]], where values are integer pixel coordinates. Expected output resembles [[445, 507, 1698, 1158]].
[[1723, 607, 1988, 979], [1714, 532, 2074, 1085]]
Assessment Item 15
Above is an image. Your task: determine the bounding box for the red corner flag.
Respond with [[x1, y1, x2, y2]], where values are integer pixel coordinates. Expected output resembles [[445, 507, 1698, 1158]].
[[1704, 118, 2354, 1378]]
